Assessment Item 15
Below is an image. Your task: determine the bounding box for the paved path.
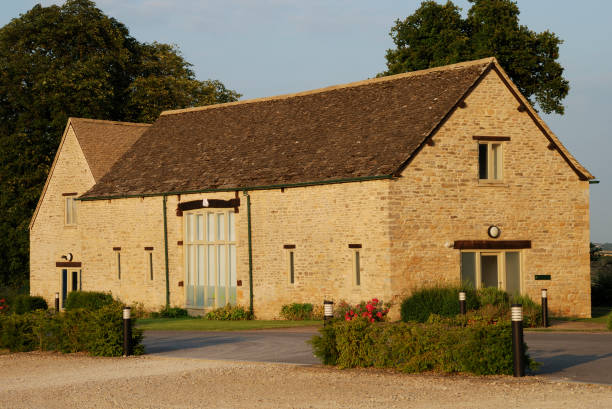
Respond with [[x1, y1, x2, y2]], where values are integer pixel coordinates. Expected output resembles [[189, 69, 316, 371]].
[[525, 332, 612, 384], [144, 329, 319, 365], [144, 329, 612, 384]]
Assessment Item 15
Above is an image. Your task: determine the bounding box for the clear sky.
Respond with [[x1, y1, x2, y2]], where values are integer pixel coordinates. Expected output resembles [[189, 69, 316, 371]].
[[1, 1, 610, 242]]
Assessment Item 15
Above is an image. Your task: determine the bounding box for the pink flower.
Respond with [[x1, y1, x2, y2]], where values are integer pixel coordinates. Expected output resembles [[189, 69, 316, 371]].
[[371, 298, 379, 304], [370, 318, 375, 323], [376, 311, 382, 318], [0, 298, 5, 303], [366, 303, 374, 312]]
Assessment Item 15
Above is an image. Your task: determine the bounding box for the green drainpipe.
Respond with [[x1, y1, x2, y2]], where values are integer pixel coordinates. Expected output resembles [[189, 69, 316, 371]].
[[244, 190, 254, 317], [163, 195, 170, 307]]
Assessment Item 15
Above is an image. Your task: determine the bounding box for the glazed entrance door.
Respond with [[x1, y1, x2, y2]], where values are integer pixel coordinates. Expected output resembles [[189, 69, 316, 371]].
[[480, 253, 500, 288], [61, 269, 68, 307], [185, 211, 237, 309]]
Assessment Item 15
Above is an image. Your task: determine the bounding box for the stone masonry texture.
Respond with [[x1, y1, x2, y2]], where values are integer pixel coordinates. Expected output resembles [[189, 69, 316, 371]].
[[30, 66, 591, 318]]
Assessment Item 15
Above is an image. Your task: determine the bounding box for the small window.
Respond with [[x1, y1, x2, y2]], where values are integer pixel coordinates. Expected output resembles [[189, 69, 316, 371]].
[[354, 251, 361, 286], [349, 244, 362, 286], [65, 197, 77, 225], [284, 245, 296, 284], [144, 247, 154, 281], [116, 251, 121, 280], [148, 252, 153, 280], [289, 251, 295, 284], [478, 143, 503, 181]]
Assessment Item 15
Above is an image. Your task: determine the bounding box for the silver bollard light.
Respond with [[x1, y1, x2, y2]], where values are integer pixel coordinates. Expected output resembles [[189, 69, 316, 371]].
[[55, 292, 60, 312], [323, 300, 334, 325], [541, 288, 549, 328], [459, 291, 466, 315], [511, 304, 525, 377], [123, 307, 132, 357]]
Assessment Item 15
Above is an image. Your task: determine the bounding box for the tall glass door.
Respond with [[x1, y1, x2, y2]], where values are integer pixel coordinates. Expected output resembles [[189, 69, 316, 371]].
[[481, 253, 499, 288], [185, 210, 237, 309], [460, 250, 522, 293]]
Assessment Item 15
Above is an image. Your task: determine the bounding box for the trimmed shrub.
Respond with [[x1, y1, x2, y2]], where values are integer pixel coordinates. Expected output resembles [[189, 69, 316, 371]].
[[401, 286, 479, 322], [280, 303, 315, 320], [205, 304, 251, 320], [65, 291, 114, 311], [151, 306, 189, 318], [0, 301, 143, 356], [607, 313, 612, 331], [592, 272, 612, 307], [85, 301, 144, 356], [478, 287, 510, 308], [13, 295, 48, 314], [401, 286, 542, 327], [511, 293, 542, 328], [310, 318, 536, 375], [0, 286, 25, 314]]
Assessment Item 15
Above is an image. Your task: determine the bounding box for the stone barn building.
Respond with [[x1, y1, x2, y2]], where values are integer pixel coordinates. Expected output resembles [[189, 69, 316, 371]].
[[29, 58, 594, 318]]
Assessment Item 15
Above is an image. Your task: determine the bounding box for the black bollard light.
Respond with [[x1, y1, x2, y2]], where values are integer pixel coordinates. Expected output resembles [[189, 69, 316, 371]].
[[459, 291, 467, 315], [123, 307, 132, 357], [323, 300, 334, 325], [55, 292, 60, 312], [541, 288, 549, 328], [511, 304, 525, 377]]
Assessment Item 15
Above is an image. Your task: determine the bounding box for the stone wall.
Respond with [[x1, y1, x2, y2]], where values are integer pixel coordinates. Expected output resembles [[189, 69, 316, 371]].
[[30, 69, 591, 318], [71, 183, 393, 318], [388, 69, 591, 317], [30, 124, 95, 306]]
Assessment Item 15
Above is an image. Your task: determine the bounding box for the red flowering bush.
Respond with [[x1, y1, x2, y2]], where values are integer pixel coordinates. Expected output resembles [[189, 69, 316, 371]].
[[344, 298, 389, 323], [0, 298, 8, 314]]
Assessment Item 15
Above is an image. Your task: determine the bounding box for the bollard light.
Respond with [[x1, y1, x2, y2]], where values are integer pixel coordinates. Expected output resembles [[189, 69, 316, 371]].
[[323, 300, 334, 325], [55, 292, 60, 312], [459, 291, 467, 315], [123, 307, 132, 357], [541, 288, 549, 328], [511, 304, 525, 377]]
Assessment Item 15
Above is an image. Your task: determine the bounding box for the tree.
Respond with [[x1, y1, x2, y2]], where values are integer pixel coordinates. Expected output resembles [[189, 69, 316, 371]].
[[0, 0, 240, 289], [381, 0, 569, 115]]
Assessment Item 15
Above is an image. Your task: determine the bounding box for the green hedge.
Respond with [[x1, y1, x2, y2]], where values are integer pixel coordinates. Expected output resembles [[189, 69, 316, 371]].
[[401, 286, 542, 327], [205, 304, 251, 320], [151, 306, 189, 318], [400, 286, 479, 322], [310, 318, 536, 375], [13, 295, 48, 314], [0, 301, 143, 356], [280, 303, 316, 320], [607, 313, 612, 331], [65, 291, 114, 311]]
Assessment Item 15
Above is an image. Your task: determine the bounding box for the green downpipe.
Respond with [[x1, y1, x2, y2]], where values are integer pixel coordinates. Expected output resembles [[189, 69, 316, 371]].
[[163, 195, 170, 307], [245, 191, 254, 317]]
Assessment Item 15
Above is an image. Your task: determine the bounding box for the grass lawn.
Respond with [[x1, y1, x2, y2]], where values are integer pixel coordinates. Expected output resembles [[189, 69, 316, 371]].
[[553, 306, 612, 324], [137, 318, 323, 331]]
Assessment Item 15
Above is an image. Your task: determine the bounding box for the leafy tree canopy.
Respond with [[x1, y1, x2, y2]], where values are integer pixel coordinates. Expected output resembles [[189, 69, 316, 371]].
[[0, 0, 240, 288], [381, 0, 569, 115]]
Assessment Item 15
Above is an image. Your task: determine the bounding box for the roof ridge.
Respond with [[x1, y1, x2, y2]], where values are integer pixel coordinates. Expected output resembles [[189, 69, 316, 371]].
[[160, 57, 496, 117], [69, 117, 151, 127]]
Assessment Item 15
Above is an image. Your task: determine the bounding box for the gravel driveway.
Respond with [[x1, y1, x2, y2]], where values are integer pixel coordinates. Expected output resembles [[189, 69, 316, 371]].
[[2, 352, 612, 409]]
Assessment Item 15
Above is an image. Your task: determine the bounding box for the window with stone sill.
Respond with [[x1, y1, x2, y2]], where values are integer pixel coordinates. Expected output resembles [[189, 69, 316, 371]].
[[478, 142, 503, 181], [64, 197, 77, 225]]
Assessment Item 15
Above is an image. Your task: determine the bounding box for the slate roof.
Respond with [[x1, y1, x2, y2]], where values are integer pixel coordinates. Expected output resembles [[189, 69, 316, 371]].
[[81, 57, 592, 199], [71, 118, 150, 181], [29, 118, 150, 229]]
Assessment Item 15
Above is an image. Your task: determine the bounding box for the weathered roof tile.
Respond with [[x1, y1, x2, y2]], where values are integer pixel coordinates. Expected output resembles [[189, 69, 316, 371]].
[[82, 59, 492, 198]]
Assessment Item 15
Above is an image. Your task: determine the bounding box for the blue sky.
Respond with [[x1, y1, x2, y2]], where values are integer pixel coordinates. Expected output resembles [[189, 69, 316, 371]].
[[2, 1, 610, 242]]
